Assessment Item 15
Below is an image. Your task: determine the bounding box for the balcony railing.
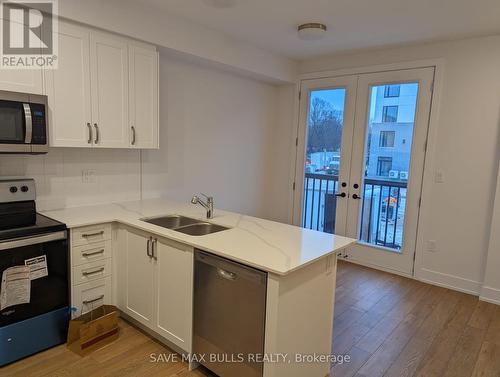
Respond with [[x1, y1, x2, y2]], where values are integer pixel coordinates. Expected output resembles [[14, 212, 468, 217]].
[[302, 172, 407, 250]]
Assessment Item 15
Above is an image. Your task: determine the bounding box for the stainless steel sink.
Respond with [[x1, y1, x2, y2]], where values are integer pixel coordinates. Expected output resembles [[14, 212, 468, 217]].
[[141, 215, 201, 229], [174, 222, 229, 236], [141, 215, 229, 236]]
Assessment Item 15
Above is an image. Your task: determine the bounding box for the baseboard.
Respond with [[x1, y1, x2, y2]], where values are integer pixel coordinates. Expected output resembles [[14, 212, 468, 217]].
[[415, 268, 481, 295], [480, 286, 500, 305], [340, 257, 413, 279]]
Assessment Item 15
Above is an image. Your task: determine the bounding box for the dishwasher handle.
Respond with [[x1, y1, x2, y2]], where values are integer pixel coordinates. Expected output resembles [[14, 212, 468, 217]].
[[217, 268, 236, 281], [195, 250, 267, 285]]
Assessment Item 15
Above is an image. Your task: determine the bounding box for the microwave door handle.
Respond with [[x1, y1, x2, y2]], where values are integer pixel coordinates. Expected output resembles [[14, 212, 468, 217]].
[[23, 104, 32, 143]]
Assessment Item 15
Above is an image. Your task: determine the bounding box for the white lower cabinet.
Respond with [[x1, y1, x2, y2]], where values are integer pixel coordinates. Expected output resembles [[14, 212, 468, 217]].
[[116, 226, 194, 352], [70, 224, 113, 317], [154, 239, 193, 351], [118, 228, 155, 327]]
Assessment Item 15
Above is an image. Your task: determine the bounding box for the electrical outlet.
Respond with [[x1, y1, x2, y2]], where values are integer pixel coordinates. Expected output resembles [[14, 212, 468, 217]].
[[426, 240, 437, 252], [81, 169, 97, 184]]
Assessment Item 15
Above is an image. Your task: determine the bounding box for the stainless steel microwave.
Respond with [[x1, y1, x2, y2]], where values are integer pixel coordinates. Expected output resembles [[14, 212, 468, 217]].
[[0, 90, 48, 154]]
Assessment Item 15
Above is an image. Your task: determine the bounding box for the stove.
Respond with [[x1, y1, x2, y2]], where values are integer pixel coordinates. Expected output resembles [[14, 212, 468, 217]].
[[0, 178, 69, 366]]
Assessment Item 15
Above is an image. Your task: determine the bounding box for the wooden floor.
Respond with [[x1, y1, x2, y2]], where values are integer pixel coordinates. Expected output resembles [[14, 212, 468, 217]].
[[2, 260, 499, 377], [332, 261, 500, 377]]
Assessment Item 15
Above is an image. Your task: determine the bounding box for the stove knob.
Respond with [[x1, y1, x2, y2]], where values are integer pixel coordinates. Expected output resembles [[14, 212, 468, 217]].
[[9, 186, 18, 193], [21, 185, 29, 192]]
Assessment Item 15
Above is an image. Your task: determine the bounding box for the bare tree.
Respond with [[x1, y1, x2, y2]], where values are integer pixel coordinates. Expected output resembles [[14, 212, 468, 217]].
[[307, 98, 343, 154]]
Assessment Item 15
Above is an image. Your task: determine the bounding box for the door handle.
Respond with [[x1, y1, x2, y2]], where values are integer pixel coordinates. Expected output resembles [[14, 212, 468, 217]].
[[87, 123, 92, 144], [94, 123, 99, 144], [131, 126, 136, 145], [352, 194, 362, 200], [335, 192, 346, 198]]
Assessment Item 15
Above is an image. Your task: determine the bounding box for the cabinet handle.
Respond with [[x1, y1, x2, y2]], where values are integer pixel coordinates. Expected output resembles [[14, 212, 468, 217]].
[[82, 231, 104, 238], [94, 123, 99, 144], [152, 238, 158, 260], [83, 295, 104, 305], [82, 267, 105, 276], [82, 249, 105, 257], [87, 123, 92, 144], [147, 237, 152, 257], [131, 126, 136, 145]]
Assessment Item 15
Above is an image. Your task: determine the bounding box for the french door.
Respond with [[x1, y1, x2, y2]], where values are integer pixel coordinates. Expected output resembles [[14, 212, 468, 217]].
[[294, 67, 434, 275]]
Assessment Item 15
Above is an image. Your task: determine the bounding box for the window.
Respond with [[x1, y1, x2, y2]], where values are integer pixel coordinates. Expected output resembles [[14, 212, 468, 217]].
[[377, 157, 393, 176], [379, 131, 395, 147], [382, 106, 398, 123], [384, 85, 400, 97]]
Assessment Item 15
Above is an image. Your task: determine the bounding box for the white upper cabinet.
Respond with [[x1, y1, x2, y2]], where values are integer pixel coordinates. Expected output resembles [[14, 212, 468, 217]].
[[45, 22, 92, 147], [0, 68, 43, 95], [90, 32, 129, 148], [128, 44, 159, 149], [45, 21, 159, 149]]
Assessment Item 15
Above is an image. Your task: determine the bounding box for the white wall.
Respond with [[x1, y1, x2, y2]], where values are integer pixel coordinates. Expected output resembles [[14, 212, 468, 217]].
[[299, 35, 500, 295], [481, 162, 500, 303], [0, 52, 292, 222], [52, 0, 296, 83], [141, 50, 291, 221]]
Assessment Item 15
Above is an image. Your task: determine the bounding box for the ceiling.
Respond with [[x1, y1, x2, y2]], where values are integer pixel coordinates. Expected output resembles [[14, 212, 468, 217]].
[[138, 0, 500, 60]]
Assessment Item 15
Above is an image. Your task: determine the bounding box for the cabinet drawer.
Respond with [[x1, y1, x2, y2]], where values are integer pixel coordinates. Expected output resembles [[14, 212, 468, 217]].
[[71, 240, 111, 266], [72, 224, 111, 246], [72, 276, 112, 316], [72, 258, 112, 286]]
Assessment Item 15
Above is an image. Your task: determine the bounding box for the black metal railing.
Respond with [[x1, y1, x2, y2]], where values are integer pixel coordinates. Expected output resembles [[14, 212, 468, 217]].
[[302, 173, 408, 250]]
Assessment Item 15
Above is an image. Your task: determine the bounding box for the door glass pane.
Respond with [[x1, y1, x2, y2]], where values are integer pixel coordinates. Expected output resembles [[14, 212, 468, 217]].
[[359, 82, 419, 251], [302, 88, 346, 233]]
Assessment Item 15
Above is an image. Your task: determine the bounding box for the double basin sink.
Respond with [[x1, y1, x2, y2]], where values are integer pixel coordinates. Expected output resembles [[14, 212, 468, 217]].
[[141, 215, 229, 236]]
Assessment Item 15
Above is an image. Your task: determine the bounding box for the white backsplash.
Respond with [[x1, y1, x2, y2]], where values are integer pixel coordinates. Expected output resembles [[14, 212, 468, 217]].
[[0, 148, 143, 211]]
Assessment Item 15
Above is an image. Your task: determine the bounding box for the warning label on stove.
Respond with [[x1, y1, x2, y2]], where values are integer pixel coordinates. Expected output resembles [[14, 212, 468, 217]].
[[25, 255, 49, 280]]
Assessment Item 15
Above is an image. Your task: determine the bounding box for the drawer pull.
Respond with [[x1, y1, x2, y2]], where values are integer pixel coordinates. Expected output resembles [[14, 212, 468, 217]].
[[82, 295, 104, 305], [82, 249, 105, 257], [82, 267, 105, 276], [82, 231, 104, 238]]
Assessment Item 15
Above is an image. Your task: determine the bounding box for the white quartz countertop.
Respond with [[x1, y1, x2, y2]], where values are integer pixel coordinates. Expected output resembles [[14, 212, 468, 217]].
[[41, 198, 356, 276]]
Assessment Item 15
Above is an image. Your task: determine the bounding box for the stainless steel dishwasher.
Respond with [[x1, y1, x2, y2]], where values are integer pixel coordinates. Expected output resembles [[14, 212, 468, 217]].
[[194, 250, 267, 377]]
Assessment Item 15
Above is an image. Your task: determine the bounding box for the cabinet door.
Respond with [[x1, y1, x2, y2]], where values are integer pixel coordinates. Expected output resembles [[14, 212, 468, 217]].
[[121, 229, 155, 327], [90, 32, 129, 148], [128, 45, 159, 149], [0, 68, 43, 95], [154, 239, 193, 352], [45, 22, 93, 147], [0, 17, 43, 94]]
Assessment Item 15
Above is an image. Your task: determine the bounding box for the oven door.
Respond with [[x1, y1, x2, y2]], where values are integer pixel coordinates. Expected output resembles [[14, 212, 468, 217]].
[[0, 231, 69, 327], [0, 99, 31, 153]]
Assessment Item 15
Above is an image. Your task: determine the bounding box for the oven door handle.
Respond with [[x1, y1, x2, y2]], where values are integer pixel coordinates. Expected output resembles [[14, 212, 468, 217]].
[[23, 103, 32, 143], [0, 231, 67, 251]]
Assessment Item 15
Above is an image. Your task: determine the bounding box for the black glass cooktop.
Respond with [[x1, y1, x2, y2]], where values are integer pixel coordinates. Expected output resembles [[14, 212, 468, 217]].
[[0, 213, 66, 241]]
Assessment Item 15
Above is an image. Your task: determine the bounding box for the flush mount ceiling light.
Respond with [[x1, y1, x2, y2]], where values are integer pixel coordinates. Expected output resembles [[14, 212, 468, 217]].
[[202, 0, 239, 8], [297, 23, 327, 40]]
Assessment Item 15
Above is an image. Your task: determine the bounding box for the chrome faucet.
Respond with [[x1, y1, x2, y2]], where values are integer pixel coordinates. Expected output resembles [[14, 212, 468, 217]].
[[191, 193, 214, 219]]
